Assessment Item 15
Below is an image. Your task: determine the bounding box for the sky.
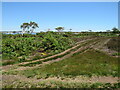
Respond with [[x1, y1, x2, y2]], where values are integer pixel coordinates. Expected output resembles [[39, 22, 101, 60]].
[[1, 0, 120, 2], [2, 2, 118, 32]]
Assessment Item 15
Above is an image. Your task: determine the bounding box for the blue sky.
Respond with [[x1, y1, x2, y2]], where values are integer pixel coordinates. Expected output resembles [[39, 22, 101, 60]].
[[2, 2, 118, 32]]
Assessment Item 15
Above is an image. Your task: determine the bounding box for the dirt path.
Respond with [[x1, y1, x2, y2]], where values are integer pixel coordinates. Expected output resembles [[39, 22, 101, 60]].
[[2, 75, 119, 87]]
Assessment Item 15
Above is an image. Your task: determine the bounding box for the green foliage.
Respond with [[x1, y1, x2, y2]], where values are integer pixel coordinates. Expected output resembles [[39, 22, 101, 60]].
[[18, 56, 27, 62], [41, 31, 73, 51], [20, 39, 95, 67], [32, 55, 43, 60], [55, 27, 64, 32], [2, 32, 73, 64], [2, 37, 38, 59], [20, 21, 39, 34], [112, 27, 120, 33], [112, 53, 120, 56]]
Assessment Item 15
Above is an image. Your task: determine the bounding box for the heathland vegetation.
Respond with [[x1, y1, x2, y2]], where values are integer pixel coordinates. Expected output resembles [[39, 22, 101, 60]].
[[1, 22, 120, 88]]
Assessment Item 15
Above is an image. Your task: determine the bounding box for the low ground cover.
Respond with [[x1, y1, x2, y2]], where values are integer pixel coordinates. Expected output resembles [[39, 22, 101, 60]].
[[106, 37, 120, 52], [3, 79, 120, 88], [4, 49, 118, 78]]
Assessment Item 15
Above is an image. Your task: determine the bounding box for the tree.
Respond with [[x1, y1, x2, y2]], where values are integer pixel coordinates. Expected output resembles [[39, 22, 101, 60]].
[[69, 28, 72, 32], [20, 23, 30, 35], [55, 27, 64, 32], [29, 21, 39, 34], [88, 30, 92, 32], [112, 27, 120, 33], [13, 31, 16, 33], [106, 30, 111, 32], [20, 21, 39, 35]]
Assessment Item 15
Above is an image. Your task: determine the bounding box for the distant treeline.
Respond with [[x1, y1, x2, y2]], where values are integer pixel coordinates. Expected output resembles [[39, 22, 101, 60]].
[[2, 31, 120, 38]]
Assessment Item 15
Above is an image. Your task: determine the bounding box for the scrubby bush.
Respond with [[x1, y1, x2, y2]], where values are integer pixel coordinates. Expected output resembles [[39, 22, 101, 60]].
[[2, 32, 73, 62]]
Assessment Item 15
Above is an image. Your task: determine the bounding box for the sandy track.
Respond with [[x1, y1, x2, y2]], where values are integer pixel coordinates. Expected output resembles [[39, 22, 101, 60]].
[[2, 75, 119, 87]]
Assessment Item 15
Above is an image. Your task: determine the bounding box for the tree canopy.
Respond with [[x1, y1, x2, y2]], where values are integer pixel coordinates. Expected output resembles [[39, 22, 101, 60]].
[[112, 27, 120, 33], [55, 27, 64, 32], [20, 21, 39, 34]]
